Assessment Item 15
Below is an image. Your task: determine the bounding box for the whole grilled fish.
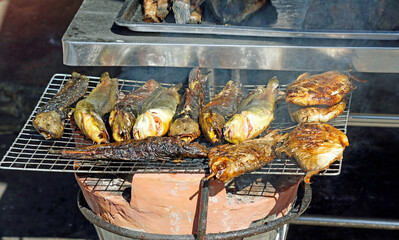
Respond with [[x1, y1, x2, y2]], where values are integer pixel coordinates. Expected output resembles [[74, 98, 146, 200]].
[[74, 72, 118, 144], [224, 77, 279, 144], [168, 68, 207, 142], [199, 80, 243, 144], [208, 129, 285, 182], [59, 136, 208, 161], [288, 100, 347, 123], [33, 72, 88, 139], [109, 80, 161, 142], [133, 83, 182, 140]]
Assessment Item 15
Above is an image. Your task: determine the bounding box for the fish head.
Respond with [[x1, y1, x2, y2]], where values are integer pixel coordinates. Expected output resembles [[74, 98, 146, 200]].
[[200, 112, 225, 144], [109, 109, 135, 142], [133, 109, 171, 140], [32, 111, 64, 139], [168, 117, 201, 143], [223, 113, 251, 144], [211, 157, 234, 182], [76, 110, 109, 144]]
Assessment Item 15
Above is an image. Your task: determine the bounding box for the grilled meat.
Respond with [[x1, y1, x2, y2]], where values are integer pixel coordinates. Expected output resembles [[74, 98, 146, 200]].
[[109, 80, 161, 142], [289, 100, 347, 123], [276, 123, 349, 183], [74, 72, 118, 144], [169, 68, 207, 142], [33, 72, 88, 139], [224, 77, 279, 144], [144, 0, 160, 22], [133, 83, 181, 140], [208, 130, 285, 182], [60, 136, 208, 161], [286, 71, 353, 107], [199, 80, 243, 144]]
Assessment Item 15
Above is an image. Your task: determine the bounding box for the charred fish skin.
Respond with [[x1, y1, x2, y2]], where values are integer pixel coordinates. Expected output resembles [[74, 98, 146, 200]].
[[74, 72, 119, 144], [169, 67, 207, 142], [208, 130, 284, 182], [276, 123, 349, 183], [133, 83, 182, 140], [33, 72, 89, 139], [60, 136, 208, 161], [224, 77, 279, 144], [109, 79, 161, 142], [199, 80, 243, 144]]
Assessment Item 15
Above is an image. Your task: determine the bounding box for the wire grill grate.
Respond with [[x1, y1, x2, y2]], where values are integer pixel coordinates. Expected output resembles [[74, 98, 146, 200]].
[[0, 73, 351, 176]]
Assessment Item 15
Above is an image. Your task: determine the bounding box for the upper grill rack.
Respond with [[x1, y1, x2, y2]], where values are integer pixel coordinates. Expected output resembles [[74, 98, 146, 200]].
[[0, 73, 351, 176]]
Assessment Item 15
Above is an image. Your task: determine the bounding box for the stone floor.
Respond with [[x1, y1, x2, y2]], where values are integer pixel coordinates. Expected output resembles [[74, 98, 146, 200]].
[[0, 0, 399, 240]]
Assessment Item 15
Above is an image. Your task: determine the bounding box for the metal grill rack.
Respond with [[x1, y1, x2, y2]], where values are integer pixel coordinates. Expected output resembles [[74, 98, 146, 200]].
[[0, 73, 351, 176]]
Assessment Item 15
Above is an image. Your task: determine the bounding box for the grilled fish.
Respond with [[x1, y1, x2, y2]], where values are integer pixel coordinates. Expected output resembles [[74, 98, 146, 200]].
[[169, 68, 207, 142], [286, 71, 353, 107], [133, 83, 181, 140], [109, 80, 161, 142], [144, 0, 160, 22], [157, 0, 171, 20], [188, 0, 203, 24], [208, 130, 285, 182], [33, 72, 88, 139], [276, 123, 349, 183], [209, 0, 266, 24], [59, 136, 208, 161], [74, 72, 118, 144], [173, 0, 191, 24], [199, 80, 243, 144], [288, 100, 347, 123], [224, 77, 279, 144]]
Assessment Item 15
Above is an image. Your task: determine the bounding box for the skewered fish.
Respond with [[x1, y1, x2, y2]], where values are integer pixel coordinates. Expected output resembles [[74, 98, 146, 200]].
[[144, 0, 160, 22], [199, 80, 243, 144], [74, 72, 118, 144], [168, 68, 207, 142], [109, 80, 161, 142], [288, 100, 347, 123], [208, 130, 285, 182], [33, 72, 88, 139], [276, 123, 349, 183], [133, 83, 182, 140], [224, 77, 279, 144], [286, 71, 353, 107], [59, 136, 208, 161]]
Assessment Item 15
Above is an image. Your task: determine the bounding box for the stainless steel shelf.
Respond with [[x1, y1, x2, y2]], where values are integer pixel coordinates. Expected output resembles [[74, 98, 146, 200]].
[[63, 0, 399, 72]]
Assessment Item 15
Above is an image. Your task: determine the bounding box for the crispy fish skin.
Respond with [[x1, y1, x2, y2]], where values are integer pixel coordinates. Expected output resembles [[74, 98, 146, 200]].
[[208, 130, 284, 182], [276, 123, 349, 183], [144, 0, 160, 22], [169, 68, 207, 142], [60, 136, 208, 161], [33, 72, 89, 139], [109, 80, 161, 142], [286, 71, 353, 107], [224, 77, 279, 144], [199, 80, 243, 144], [74, 72, 118, 144], [288, 100, 347, 123], [133, 84, 181, 140]]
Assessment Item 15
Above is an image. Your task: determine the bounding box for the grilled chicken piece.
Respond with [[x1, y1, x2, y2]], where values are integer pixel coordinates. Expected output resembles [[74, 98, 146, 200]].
[[59, 136, 208, 161], [224, 77, 278, 144], [168, 68, 207, 142], [133, 84, 181, 140], [288, 100, 347, 123], [286, 71, 353, 107], [109, 80, 161, 142], [33, 72, 88, 139], [199, 80, 243, 144], [276, 123, 349, 183], [208, 130, 285, 182], [74, 72, 118, 144]]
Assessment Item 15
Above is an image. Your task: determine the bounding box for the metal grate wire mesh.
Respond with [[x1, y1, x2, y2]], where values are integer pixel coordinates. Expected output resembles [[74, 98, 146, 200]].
[[0, 73, 351, 176]]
